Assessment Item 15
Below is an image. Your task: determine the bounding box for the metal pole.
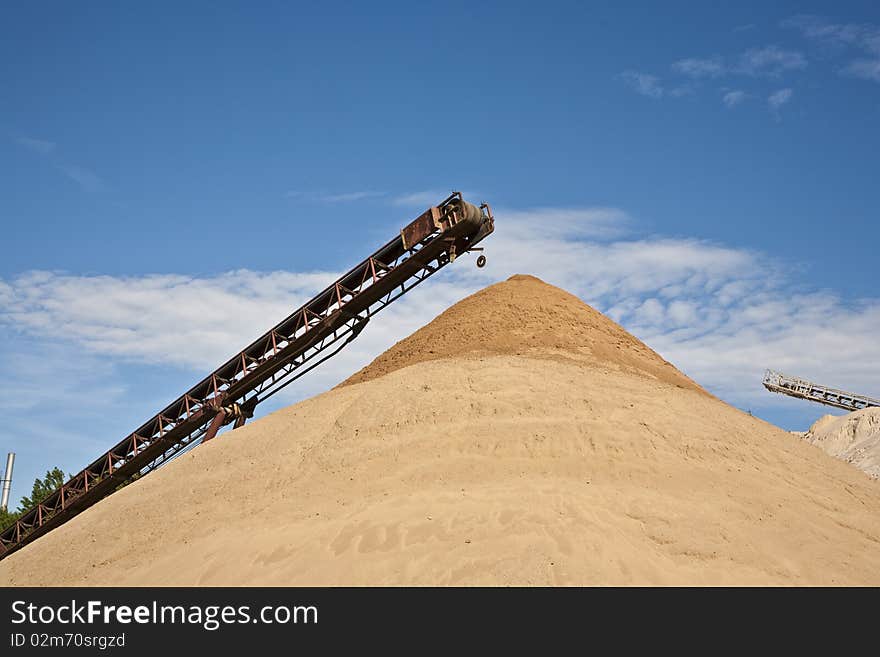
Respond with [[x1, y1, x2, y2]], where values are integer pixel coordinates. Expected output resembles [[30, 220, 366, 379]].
[[1, 453, 14, 512]]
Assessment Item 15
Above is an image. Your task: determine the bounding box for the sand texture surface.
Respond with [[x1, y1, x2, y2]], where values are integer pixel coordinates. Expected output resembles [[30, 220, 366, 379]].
[[343, 274, 703, 394], [2, 275, 879, 586], [804, 408, 880, 479]]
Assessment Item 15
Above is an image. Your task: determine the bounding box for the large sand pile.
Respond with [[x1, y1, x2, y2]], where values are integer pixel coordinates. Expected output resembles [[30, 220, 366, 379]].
[[2, 275, 879, 586], [343, 274, 703, 393], [803, 408, 880, 479]]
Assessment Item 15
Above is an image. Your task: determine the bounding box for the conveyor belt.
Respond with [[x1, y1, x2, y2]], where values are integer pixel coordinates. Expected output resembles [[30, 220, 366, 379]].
[[0, 192, 494, 560], [762, 369, 879, 412]]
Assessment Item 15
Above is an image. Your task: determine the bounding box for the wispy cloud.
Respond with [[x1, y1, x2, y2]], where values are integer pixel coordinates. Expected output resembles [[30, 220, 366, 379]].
[[320, 191, 385, 202], [782, 15, 880, 53], [782, 14, 880, 83], [0, 340, 124, 415], [673, 56, 726, 79], [722, 90, 748, 107], [768, 87, 794, 117], [391, 191, 475, 207], [736, 46, 807, 76], [650, 44, 807, 113], [620, 71, 664, 98], [0, 270, 337, 369], [843, 59, 880, 82], [671, 46, 806, 80], [286, 190, 386, 203], [58, 164, 106, 193], [497, 207, 630, 240], [12, 135, 106, 193], [668, 84, 695, 98], [3, 205, 879, 418], [0, 336, 150, 502], [15, 136, 56, 155]]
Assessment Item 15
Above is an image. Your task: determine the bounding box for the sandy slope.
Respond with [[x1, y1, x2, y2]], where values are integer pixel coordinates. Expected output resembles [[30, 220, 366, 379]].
[[804, 408, 880, 479], [343, 274, 703, 393], [2, 275, 879, 586]]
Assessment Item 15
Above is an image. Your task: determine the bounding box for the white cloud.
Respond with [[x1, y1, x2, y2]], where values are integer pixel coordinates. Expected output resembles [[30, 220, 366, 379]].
[[722, 90, 747, 107], [320, 191, 384, 202], [58, 165, 105, 193], [0, 338, 154, 502], [2, 206, 878, 422], [667, 300, 699, 326], [783, 15, 880, 53], [12, 136, 106, 193], [620, 71, 664, 98], [0, 342, 123, 415], [392, 191, 451, 207], [644, 296, 880, 406], [15, 136, 56, 154], [783, 15, 880, 84], [768, 88, 794, 112], [286, 191, 386, 202], [844, 59, 880, 82], [391, 191, 486, 209], [670, 46, 805, 81], [668, 85, 695, 98], [737, 46, 807, 76], [1, 270, 337, 370], [673, 56, 726, 78], [499, 207, 630, 240]]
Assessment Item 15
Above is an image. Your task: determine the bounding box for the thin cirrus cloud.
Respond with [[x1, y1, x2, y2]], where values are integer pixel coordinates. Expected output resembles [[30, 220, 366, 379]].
[[673, 56, 726, 78], [844, 59, 880, 82], [671, 46, 807, 80], [722, 90, 747, 107], [285, 190, 386, 203], [391, 190, 485, 207], [13, 135, 106, 193], [391, 190, 449, 206], [282, 190, 481, 205], [619, 71, 692, 99], [736, 46, 807, 76], [620, 71, 665, 98], [2, 205, 879, 418], [57, 164, 106, 193], [782, 15, 880, 82], [768, 88, 794, 113], [781, 14, 879, 47], [630, 45, 807, 110], [625, 14, 880, 106], [15, 136, 56, 155], [783, 16, 880, 52]]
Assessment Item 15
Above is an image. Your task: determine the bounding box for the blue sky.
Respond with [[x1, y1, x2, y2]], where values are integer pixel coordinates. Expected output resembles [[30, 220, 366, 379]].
[[1, 2, 878, 499]]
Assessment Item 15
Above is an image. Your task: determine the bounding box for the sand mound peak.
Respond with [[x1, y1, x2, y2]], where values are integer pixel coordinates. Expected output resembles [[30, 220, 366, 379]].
[[506, 273, 544, 283], [343, 274, 702, 392]]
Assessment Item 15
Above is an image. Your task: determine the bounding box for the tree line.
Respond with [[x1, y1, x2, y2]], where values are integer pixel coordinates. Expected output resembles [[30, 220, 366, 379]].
[[0, 467, 67, 531]]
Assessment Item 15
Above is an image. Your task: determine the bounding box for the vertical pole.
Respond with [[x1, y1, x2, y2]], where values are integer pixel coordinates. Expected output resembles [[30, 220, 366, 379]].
[[1, 453, 14, 512]]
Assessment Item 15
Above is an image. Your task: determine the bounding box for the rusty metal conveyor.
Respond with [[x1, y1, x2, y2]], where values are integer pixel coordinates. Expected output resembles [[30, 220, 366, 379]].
[[0, 192, 494, 560]]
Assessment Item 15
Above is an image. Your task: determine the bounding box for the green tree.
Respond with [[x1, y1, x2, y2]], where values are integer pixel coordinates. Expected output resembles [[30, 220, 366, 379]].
[[0, 507, 19, 532], [18, 467, 67, 510], [0, 467, 69, 532]]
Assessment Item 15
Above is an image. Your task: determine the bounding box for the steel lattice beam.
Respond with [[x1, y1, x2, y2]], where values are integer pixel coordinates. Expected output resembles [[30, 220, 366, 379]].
[[0, 192, 494, 560], [762, 369, 880, 412]]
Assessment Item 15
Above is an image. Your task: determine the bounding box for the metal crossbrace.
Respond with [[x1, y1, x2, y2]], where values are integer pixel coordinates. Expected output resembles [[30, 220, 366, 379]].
[[762, 369, 880, 412], [0, 192, 494, 559]]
